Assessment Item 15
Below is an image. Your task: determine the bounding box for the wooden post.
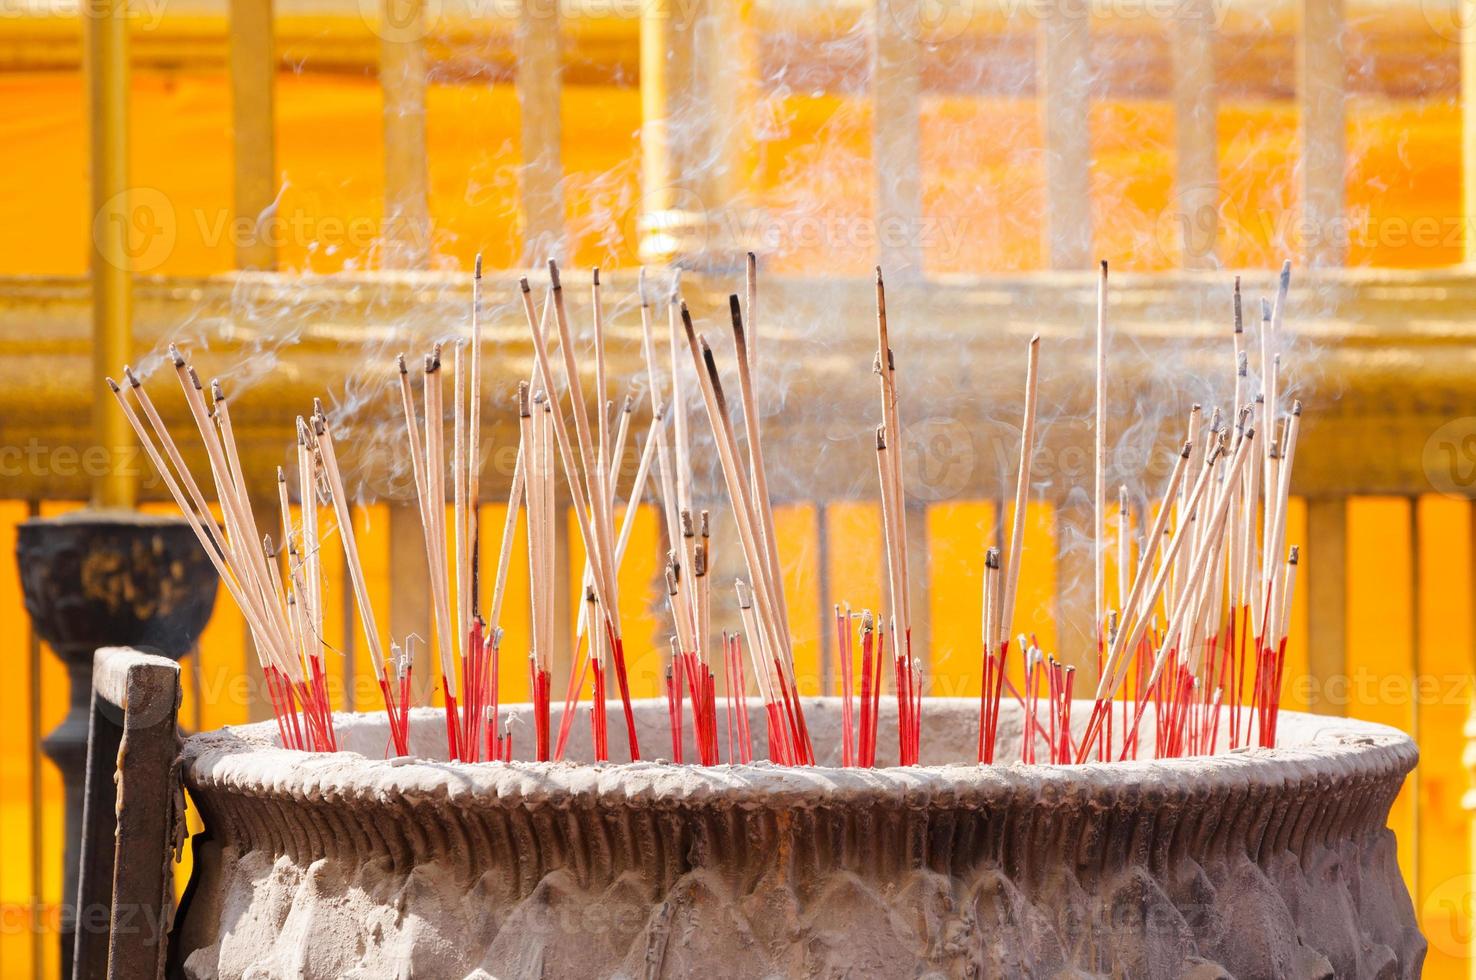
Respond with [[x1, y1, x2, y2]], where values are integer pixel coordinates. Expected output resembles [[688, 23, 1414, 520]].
[[1298, 0, 1346, 268], [1038, 0, 1092, 269], [74, 649, 181, 980], [873, 0, 924, 277], [1305, 497, 1347, 715], [230, 0, 276, 271], [1170, 0, 1218, 269], [380, 0, 430, 270], [518, 0, 565, 264]]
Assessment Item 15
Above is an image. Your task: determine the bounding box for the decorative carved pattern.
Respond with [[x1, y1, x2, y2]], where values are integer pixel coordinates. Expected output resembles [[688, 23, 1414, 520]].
[[176, 701, 1424, 980]]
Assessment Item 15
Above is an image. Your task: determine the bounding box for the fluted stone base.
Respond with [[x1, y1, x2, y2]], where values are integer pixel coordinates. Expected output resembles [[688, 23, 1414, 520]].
[[175, 698, 1423, 979]]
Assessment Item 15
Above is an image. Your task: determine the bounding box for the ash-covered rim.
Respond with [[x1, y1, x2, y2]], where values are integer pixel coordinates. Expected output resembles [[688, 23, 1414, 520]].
[[180, 698, 1417, 812]]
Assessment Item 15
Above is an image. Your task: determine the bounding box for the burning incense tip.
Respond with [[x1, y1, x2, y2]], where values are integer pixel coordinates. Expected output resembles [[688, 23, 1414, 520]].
[[211, 379, 225, 402], [277, 466, 285, 484], [517, 381, 530, 417], [397, 353, 408, 375], [188, 367, 204, 390], [592, 267, 600, 286], [105, 377, 120, 393], [123, 365, 141, 388], [474, 253, 482, 278], [547, 260, 561, 290], [519, 276, 531, 294], [168, 343, 185, 366]]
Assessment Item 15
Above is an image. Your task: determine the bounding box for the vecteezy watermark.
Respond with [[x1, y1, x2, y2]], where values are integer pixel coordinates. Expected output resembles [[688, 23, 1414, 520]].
[[884, 0, 975, 42], [1419, 0, 1473, 44], [93, 187, 177, 274], [901, 417, 977, 502], [1423, 418, 1476, 499], [2, 0, 171, 31], [1154, 196, 1472, 266], [1422, 873, 1476, 958], [91, 188, 448, 272], [629, 184, 971, 265], [0, 439, 163, 487], [999, 0, 1232, 29], [355, 0, 704, 44]]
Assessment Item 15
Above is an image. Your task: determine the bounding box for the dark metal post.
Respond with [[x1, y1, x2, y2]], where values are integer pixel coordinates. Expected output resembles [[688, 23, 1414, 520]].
[[16, 513, 215, 977]]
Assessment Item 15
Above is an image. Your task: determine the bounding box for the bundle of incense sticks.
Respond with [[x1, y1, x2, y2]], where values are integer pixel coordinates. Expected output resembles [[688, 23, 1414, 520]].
[[109, 354, 355, 755], [872, 271, 922, 766], [1060, 262, 1301, 762], [110, 255, 1303, 771], [679, 291, 815, 766]]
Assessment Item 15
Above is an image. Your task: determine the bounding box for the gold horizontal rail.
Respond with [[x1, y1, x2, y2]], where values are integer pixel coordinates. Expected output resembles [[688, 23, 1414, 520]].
[[0, 11, 1452, 102], [1, 266, 1471, 502]]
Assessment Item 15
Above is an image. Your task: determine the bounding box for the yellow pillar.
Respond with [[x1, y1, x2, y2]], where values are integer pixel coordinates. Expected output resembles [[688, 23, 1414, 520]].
[[1038, 0, 1092, 269], [873, 0, 924, 276], [1298, 0, 1346, 268], [638, 0, 681, 265], [517, 0, 565, 264], [1170, 0, 1218, 269], [87, 0, 136, 509], [230, 0, 277, 271], [1463, 0, 1476, 263], [380, 0, 430, 270]]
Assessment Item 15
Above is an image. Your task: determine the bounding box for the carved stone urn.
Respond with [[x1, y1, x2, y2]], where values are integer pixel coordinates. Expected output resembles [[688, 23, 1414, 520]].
[[173, 697, 1423, 979], [16, 510, 217, 976]]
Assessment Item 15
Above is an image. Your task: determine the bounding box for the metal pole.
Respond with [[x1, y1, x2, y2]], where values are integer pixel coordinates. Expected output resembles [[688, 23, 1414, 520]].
[[87, 0, 137, 509]]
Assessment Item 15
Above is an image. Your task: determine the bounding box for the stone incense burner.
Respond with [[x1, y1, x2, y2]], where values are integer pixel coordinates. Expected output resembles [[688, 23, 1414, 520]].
[[173, 698, 1422, 979]]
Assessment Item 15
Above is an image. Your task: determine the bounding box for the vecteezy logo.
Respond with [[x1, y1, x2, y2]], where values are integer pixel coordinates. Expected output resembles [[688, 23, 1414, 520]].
[[92, 187, 176, 273], [1152, 181, 1239, 269], [1419, 0, 1472, 44], [886, 0, 973, 42], [1424, 418, 1476, 498], [1420, 872, 1474, 957], [359, 0, 443, 45], [902, 416, 976, 502]]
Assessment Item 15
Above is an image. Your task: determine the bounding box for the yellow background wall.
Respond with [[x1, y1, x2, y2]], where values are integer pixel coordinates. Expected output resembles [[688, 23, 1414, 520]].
[[0, 19, 1470, 975]]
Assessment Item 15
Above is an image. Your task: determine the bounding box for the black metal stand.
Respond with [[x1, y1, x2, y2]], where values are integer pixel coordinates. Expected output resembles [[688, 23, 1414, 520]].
[[16, 511, 216, 979]]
